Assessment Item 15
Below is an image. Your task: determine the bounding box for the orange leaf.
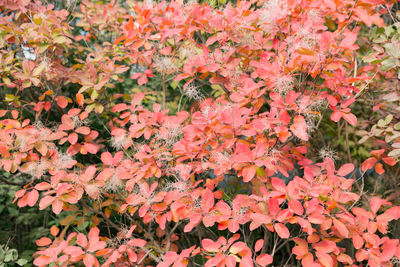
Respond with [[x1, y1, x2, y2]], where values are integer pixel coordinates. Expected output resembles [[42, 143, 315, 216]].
[[50, 225, 60, 237], [332, 218, 349, 237], [36, 237, 52, 247], [313, 240, 336, 253], [316, 251, 333, 267], [76, 93, 84, 107], [374, 163, 384, 175]]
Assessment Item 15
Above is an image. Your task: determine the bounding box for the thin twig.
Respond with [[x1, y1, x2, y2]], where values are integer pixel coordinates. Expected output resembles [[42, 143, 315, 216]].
[[80, 200, 121, 230]]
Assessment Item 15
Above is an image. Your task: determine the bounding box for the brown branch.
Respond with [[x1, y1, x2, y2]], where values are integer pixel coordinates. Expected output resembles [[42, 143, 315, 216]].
[[80, 200, 121, 231]]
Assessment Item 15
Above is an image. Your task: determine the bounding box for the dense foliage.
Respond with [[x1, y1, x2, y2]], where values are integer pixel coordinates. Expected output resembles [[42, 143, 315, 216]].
[[0, 0, 400, 266]]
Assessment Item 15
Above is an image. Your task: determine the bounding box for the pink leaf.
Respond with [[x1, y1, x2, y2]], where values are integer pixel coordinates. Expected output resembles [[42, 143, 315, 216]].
[[64, 246, 84, 256], [370, 197, 391, 214], [337, 163, 354, 176], [342, 112, 357, 126], [271, 177, 286, 193], [27, 189, 39, 207], [101, 152, 114, 165], [202, 239, 220, 252], [242, 165, 256, 182], [290, 115, 308, 141], [254, 239, 264, 252], [83, 254, 96, 267]]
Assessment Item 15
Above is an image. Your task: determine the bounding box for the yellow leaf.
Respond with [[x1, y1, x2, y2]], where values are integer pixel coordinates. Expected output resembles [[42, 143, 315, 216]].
[[32, 61, 47, 76]]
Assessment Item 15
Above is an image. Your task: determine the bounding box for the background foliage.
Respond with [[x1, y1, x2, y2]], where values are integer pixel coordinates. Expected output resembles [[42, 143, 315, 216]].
[[0, 0, 400, 266]]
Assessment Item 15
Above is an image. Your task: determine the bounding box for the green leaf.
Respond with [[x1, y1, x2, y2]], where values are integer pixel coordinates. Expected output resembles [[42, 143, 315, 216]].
[[388, 149, 400, 158], [16, 259, 28, 266], [4, 249, 17, 262], [384, 42, 400, 58], [32, 61, 47, 76], [170, 80, 178, 89], [385, 114, 393, 124], [379, 58, 398, 71], [53, 35, 69, 44], [377, 119, 386, 128]]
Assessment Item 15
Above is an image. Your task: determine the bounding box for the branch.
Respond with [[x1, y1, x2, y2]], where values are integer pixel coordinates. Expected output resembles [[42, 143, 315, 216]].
[[80, 200, 121, 231], [138, 248, 162, 264]]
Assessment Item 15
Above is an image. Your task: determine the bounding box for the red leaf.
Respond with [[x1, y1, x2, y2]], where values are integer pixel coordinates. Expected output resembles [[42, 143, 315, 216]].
[[370, 197, 391, 214], [75, 126, 91, 135], [138, 74, 148, 85], [36, 237, 52, 247], [313, 240, 336, 253], [330, 111, 342, 122], [242, 165, 256, 182], [83, 143, 98, 154], [202, 189, 214, 212], [382, 157, 396, 166], [159, 46, 172, 55], [77, 233, 88, 247], [56, 96, 68, 108], [101, 152, 114, 165], [352, 235, 364, 249], [202, 239, 220, 252], [288, 199, 304, 215], [337, 163, 354, 176], [333, 218, 349, 237], [33, 256, 52, 266], [361, 157, 377, 172], [274, 223, 289, 239], [27, 189, 39, 207], [316, 251, 333, 267], [256, 254, 273, 266], [83, 254, 96, 267], [290, 115, 309, 141], [271, 177, 286, 193], [64, 246, 84, 256], [39, 196, 54, 210], [339, 31, 358, 49], [52, 199, 63, 214], [337, 254, 353, 264], [239, 255, 253, 267], [68, 132, 78, 144], [127, 238, 147, 247], [268, 198, 279, 216], [342, 112, 357, 126]]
